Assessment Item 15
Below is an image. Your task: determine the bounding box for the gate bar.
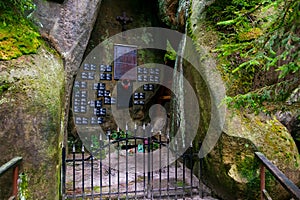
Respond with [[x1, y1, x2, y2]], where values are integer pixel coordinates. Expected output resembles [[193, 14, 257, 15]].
[[126, 125, 129, 199], [62, 146, 66, 196], [134, 126, 137, 198]]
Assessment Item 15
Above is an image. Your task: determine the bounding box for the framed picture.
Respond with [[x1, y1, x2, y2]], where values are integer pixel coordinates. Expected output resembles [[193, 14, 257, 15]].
[[113, 44, 137, 80]]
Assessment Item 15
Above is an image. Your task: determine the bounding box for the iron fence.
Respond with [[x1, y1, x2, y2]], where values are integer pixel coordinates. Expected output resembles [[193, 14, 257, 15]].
[[62, 129, 202, 199]]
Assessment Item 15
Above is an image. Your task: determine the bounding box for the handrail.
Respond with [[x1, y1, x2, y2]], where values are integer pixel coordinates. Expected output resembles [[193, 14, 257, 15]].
[[255, 152, 300, 200], [0, 157, 23, 199]]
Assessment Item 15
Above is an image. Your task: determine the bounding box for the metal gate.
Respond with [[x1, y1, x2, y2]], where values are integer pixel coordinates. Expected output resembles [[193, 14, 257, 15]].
[[62, 128, 203, 199]]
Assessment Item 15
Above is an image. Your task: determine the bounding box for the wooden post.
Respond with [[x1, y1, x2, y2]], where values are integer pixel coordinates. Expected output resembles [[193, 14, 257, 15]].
[[12, 165, 19, 197], [255, 152, 300, 199], [260, 163, 265, 200], [0, 157, 22, 199]]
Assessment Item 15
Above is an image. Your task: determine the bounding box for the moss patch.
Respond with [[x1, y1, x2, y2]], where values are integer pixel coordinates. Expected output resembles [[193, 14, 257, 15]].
[[0, 10, 40, 60]]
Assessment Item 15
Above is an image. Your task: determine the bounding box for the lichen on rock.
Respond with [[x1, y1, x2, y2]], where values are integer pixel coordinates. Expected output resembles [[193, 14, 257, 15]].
[[161, 0, 300, 199], [203, 109, 300, 199], [0, 44, 64, 199]]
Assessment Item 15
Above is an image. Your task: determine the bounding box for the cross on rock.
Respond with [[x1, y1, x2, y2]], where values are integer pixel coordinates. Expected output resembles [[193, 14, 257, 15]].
[[116, 12, 133, 32]]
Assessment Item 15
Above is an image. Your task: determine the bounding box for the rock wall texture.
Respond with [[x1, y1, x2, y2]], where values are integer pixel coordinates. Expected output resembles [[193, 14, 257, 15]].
[[0, 46, 64, 199], [157, 0, 187, 31], [158, 0, 300, 199], [205, 111, 300, 199], [0, 0, 101, 199], [33, 0, 102, 146], [189, 0, 300, 199]]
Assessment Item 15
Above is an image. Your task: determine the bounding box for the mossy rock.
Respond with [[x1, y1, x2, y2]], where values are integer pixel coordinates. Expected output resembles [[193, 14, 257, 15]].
[[0, 45, 64, 200], [238, 28, 263, 41], [0, 10, 41, 60], [203, 109, 300, 200]]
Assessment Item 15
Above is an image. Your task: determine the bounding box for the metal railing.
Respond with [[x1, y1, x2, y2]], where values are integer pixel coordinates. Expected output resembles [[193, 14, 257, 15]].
[[255, 152, 300, 200], [62, 129, 203, 199], [0, 157, 23, 200]]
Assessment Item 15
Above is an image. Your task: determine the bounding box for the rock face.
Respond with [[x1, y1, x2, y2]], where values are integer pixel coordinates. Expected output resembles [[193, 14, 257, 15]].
[[0, 46, 64, 199], [33, 0, 102, 144], [276, 88, 300, 150], [158, 0, 300, 199], [204, 111, 300, 199], [189, 0, 300, 199], [157, 0, 186, 31], [0, 0, 101, 199]]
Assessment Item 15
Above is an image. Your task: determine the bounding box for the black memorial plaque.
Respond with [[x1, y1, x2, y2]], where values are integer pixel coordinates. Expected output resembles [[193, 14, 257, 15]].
[[97, 90, 105, 97], [104, 97, 112, 105], [93, 83, 106, 90], [100, 73, 106, 80], [136, 67, 161, 83], [106, 74, 112, 81], [95, 100, 102, 108], [106, 65, 112, 72], [100, 64, 106, 72], [148, 84, 154, 91]]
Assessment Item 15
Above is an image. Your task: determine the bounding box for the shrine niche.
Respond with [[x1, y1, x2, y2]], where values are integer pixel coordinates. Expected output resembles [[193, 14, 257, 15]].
[[72, 40, 167, 138]]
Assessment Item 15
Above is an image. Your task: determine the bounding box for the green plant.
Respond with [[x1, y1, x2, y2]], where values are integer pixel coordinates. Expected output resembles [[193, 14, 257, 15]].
[[205, 0, 299, 113], [150, 142, 159, 150], [164, 40, 177, 63], [0, 0, 35, 14], [111, 130, 133, 140], [175, 180, 185, 187], [0, 9, 41, 60], [0, 81, 10, 96], [262, 0, 300, 78], [90, 136, 106, 159], [18, 172, 29, 200], [91, 135, 100, 150]]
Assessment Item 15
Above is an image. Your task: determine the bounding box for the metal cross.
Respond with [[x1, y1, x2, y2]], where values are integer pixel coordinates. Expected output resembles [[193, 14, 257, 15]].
[[116, 12, 133, 32]]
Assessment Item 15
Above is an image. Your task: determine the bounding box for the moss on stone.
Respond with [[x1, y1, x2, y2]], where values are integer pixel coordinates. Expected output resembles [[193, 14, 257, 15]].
[[183, 0, 300, 199], [237, 28, 263, 41], [0, 10, 41, 60], [0, 44, 64, 199]]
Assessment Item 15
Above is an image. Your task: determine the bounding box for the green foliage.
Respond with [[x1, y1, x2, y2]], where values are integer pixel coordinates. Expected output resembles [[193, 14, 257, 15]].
[[91, 135, 100, 150], [0, 9, 40, 60], [150, 142, 159, 150], [262, 0, 300, 78], [90, 135, 106, 159], [0, 0, 35, 14], [111, 130, 133, 140], [18, 172, 30, 200], [237, 156, 259, 181], [164, 40, 177, 63], [236, 155, 275, 198], [222, 78, 295, 114], [223, 92, 270, 114], [0, 81, 10, 96], [206, 0, 300, 113]]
